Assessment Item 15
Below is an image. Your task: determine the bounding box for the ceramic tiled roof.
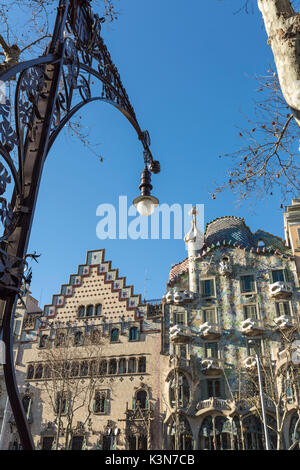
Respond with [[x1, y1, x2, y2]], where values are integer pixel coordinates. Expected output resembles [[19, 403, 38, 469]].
[[168, 216, 292, 282]]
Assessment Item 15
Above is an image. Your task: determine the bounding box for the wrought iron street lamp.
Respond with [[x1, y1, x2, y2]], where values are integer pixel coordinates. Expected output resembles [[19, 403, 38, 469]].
[[248, 339, 271, 450], [0, 0, 160, 450]]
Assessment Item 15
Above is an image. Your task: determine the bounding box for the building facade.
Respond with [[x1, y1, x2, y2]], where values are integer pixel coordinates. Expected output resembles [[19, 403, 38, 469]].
[[5, 200, 300, 450]]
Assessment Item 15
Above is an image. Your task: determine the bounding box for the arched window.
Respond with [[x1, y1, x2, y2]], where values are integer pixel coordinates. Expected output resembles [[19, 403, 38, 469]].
[[99, 360, 107, 375], [110, 328, 119, 343], [169, 373, 190, 408], [35, 364, 43, 379], [129, 327, 139, 341], [242, 415, 264, 450], [128, 357, 136, 373], [78, 306, 85, 317], [109, 359, 117, 375], [86, 305, 94, 317], [136, 390, 148, 409], [198, 416, 241, 450], [80, 361, 89, 377], [27, 365, 34, 380], [74, 331, 83, 346], [95, 304, 102, 316], [199, 416, 214, 450], [138, 357, 146, 373], [39, 335, 48, 349], [257, 239, 265, 247], [289, 413, 300, 450], [22, 395, 31, 415], [170, 415, 193, 450], [119, 358, 126, 374]]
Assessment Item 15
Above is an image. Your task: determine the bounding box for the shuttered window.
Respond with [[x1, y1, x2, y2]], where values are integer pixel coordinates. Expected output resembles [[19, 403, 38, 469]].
[[203, 308, 216, 323], [275, 302, 291, 316], [243, 304, 258, 320]]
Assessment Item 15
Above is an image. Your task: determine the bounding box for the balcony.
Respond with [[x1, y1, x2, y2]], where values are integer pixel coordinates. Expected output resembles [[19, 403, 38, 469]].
[[196, 397, 232, 413], [169, 324, 193, 343], [201, 358, 223, 376], [199, 322, 221, 340], [277, 347, 300, 370], [269, 281, 292, 299], [243, 355, 257, 370], [274, 315, 296, 331], [241, 318, 265, 337], [164, 289, 195, 304]]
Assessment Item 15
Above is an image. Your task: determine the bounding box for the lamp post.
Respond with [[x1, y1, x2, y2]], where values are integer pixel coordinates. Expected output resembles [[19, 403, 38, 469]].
[[248, 339, 271, 450], [0, 0, 160, 450]]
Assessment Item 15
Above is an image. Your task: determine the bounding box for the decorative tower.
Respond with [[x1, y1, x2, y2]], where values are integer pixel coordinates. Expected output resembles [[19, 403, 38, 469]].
[[184, 207, 203, 293]]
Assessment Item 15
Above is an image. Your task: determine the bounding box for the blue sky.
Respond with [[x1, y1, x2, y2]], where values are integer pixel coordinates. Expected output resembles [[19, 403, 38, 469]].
[[26, 0, 292, 306]]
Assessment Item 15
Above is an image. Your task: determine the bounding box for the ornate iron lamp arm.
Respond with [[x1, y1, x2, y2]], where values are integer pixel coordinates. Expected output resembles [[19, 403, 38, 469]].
[[0, 0, 159, 450]]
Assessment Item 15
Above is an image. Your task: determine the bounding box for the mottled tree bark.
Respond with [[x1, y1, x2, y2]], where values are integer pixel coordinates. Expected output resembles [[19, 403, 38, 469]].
[[258, 0, 300, 126]]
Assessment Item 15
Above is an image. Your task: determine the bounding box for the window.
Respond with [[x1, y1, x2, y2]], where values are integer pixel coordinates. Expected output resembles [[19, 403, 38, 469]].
[[207, 379, 221, 398], [200, 279, 215, 297], [44, 365, 51, 379], [275, 301, 291, 316], [80, 361, 89, 377], [119, 358, 127, 374], [270, 269, 285, 283], [109, 359, 117, 375], [27, 365, 34, 380], [74, 331, 83, 346], [70, 362, 79, 377], [86, 305, 94, 317], [128, 357, 136, 373], [203, 308, 216, 323], [55, 332, 66, 347], [169, 373, 190, 408], [173, 311, 186, 325], [93, 390, 108, 413], [129, 327, 139, 341], [95, 304, 102, 316], [205, 342, 219, 358], [34, 364, 43, 379], [240, 275, 255, 293], [39, 335, 48, 349], [22, 395, 32, 418], [247, 341, 261, 357], [99, 360, 107, 375], [78, 306, 85, 317], [138, 357, 146, 373], [55, 392, 67, 415], [71, 436, 84, 450], [128, 435, 147, 450], [136, 390, 148, 409], [41, 436, 54, 450], [243, 304, 258, 320], [110, 328, 119, 343], [103, 435, 113, 450], [91, 329, 100, 344]]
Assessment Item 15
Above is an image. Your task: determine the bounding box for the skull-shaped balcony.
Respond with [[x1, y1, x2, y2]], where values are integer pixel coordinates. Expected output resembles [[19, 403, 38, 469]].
[[274, 315, 296, 331], [199, 322, 221, 340], [169, 324, 193, 344], [163, 289, 195, 305], [269, 282, 292, 299], [200, 358, 223, 376], [241, 318, 265, 337], [243, 355, 257, 371]]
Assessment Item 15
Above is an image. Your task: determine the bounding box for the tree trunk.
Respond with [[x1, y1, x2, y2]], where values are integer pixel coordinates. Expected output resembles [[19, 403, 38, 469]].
[[257, 0, 300, 126]]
